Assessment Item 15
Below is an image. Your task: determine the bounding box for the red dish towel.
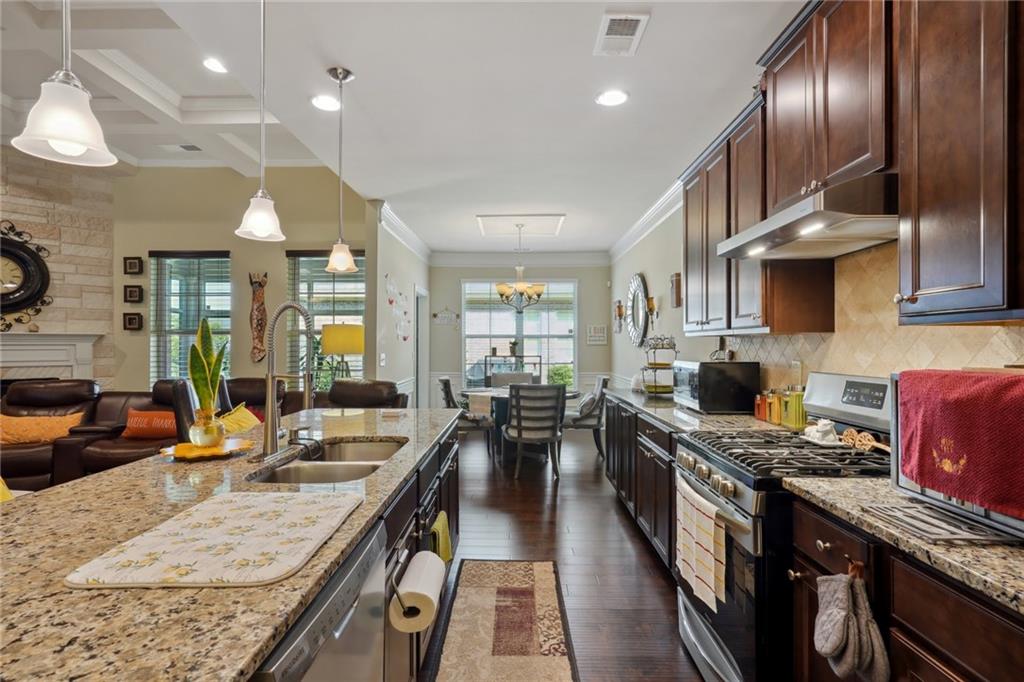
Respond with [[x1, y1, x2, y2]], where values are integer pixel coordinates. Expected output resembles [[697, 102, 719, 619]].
[[899, 370, 1024, 519]]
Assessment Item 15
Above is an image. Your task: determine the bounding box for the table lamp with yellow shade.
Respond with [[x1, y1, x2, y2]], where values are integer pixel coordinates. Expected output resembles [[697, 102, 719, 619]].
[[321, 324, 364, 379]]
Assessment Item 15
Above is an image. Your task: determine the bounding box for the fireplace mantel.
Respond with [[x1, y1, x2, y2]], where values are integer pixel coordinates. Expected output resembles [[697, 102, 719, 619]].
[[0, 333, 102, 380]]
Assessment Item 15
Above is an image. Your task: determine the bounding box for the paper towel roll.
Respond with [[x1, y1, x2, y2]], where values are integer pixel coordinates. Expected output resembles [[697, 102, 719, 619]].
[[389, 551, 446, 633]]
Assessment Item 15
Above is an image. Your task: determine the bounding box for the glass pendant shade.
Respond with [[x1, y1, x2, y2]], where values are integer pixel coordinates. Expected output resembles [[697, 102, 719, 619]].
[[326, 241, 358, 273], [234, 193, 284, 241], [12, 80, 117, 167]]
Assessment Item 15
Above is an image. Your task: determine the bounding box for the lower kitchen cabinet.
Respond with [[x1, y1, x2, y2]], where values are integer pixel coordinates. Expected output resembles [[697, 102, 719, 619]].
[[616, 405, 637, 517], [791, 554, 846, 682], [636, 434, 675, 568]]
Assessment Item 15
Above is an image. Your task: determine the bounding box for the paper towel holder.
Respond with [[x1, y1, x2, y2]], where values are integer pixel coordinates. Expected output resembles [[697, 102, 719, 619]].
[[391, 549, 421, 618]]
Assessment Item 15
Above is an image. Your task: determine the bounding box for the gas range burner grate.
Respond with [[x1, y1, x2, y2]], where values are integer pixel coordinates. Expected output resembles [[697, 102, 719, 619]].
[[685, 430, 891, 479]]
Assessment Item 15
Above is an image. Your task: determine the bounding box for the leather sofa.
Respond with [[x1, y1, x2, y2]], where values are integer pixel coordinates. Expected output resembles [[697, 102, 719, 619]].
[[0, 379, 100, 490], [56, 380, 194, 483], [280, 379, 408, 415], [224, 377, 285, 418]]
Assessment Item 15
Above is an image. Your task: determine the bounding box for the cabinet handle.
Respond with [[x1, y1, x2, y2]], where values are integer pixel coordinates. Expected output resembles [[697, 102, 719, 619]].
[[809, 180, 818, 190], [787, 569, 804, 581], [815, 539, 832, 553], [800, 186, 808, 196], [892, 293, 919, 304], [751, 313, 761, 320]]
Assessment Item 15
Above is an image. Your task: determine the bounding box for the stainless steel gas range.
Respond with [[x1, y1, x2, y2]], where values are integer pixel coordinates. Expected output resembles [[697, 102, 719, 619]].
[[673, 372, 891, 682]]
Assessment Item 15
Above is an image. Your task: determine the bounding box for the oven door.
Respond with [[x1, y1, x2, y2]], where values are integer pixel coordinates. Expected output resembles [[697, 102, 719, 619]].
[[675, 467, 761, 682]]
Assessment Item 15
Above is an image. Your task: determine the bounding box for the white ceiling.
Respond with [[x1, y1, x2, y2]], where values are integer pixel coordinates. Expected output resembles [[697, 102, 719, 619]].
[[2, 1, 801, 253]]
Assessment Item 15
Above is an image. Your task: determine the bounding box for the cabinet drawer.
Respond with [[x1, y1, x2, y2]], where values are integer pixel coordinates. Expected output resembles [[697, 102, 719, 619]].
[[638, 415, 671, 453], [891, 557, 1024, 682], [793, 501, 870, 577], [890, 628, 966, 682]]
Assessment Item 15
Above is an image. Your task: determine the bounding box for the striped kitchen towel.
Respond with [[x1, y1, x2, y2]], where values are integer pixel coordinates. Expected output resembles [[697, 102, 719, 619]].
[[676, 473, 726, 611]]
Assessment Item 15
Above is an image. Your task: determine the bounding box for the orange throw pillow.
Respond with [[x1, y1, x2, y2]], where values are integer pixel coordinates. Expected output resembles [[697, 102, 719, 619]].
[[0, 413, 84, 445], [122, 409, 177, 440]]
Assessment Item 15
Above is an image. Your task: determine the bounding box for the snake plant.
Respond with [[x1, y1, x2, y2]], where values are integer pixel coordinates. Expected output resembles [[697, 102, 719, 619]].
[[188, 318, 227, 414]]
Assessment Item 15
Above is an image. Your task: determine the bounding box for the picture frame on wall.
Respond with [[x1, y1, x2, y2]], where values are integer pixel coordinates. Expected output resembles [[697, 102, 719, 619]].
[[123, 312, 144, 331], [123, 285, 144, 304], [123, 257, 144, 275]]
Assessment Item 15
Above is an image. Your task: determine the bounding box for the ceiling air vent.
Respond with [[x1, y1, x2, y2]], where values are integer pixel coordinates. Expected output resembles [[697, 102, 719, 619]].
[[594, 13, 649, 57], [157, 144, 204, 153], [179, 144, 203, 152]]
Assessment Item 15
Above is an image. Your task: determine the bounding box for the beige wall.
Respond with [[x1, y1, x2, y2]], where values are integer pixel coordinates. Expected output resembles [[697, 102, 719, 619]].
[[428, 263, 612, 394], [112, 166, 372, 390], [0, 146, 123, 385], [371, 210, 430, 399], [610, 208, 718, 386]]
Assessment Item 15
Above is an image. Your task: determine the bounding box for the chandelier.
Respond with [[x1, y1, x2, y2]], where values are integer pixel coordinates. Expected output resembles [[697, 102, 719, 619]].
[[496, 225, 544, 313]]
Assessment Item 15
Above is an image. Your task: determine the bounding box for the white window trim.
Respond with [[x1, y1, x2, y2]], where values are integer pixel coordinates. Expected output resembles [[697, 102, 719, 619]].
[[459, 277, 580, 390]]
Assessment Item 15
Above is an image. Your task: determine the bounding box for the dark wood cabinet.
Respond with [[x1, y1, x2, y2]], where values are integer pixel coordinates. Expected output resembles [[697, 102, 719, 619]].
[[439, 448, 459, 555], [604, 401, 618, 486], [651, 449, 673, 566], [766, 0, 888, 215], [635, 438, 655, 539], [896, 0, 1024, 322], [791, 554, 845, 682], [890, 629, 966, 682], [765, 21, 817, 215], [729, 106, 766, 330], [683, 141, 730, 333], [616, 406, 637, 516]]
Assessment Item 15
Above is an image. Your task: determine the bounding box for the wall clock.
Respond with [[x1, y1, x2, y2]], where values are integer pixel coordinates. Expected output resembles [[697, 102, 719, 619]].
[[1, 220, 52, 332], [625, 273, 649, 347]]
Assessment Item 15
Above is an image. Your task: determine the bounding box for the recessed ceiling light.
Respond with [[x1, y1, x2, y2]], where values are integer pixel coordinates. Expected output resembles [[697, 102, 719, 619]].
[[595, 89, 629, 107], [203, 57, 227, 74], [747, 245, 766, 256], [311, 94, 341, 112]]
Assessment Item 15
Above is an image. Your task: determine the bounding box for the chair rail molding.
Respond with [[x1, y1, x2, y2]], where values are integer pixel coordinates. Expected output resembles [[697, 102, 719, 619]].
[[0, 333, 102, 380]]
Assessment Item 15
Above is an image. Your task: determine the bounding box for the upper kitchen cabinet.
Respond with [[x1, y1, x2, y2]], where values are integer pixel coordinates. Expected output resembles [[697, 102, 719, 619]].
[[763, 0, 889, 215], [682, 141, 730, 334], [729, 105, 766, 330], [895, 0, 1024, 324]]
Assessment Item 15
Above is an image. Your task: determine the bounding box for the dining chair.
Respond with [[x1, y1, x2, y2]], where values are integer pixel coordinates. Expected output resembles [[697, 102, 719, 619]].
[[439, 377, 494, 457], [491, 372, 534, 388], [503, 384, 566, 480], [562, 375, 609, 458]]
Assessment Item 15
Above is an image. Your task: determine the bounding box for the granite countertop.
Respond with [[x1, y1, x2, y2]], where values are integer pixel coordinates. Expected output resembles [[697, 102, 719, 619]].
[[604, 387, 774, 433], [0, 407, 460, 681], [783, 477, 1024, 616]]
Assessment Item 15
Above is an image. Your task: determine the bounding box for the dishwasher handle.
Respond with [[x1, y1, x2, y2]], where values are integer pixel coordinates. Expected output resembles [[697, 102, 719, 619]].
[[331, 598, 360, 640]]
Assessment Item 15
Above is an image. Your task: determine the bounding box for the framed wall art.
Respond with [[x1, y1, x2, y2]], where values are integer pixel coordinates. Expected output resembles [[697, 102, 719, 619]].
[[124, 285, 144, 304], [123, 312, 144, 331], [123, 257, 144, 275]]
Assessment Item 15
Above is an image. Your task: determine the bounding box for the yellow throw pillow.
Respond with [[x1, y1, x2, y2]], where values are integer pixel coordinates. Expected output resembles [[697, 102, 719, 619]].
[[0, 412, 84, 445], [219, 403, 262, 435]]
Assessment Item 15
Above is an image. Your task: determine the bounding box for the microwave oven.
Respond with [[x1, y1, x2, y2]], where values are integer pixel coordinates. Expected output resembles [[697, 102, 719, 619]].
[[672, 361, 760, 414]]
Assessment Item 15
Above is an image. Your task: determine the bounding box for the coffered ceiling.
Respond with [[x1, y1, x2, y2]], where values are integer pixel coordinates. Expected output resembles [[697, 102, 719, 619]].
[[1, 1, 800, 252]]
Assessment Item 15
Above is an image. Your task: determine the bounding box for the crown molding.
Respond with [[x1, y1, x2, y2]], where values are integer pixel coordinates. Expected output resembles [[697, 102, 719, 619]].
[[380, 202, 431, 264], [609, 180, 683, 263], [430, 250, 610, 268]]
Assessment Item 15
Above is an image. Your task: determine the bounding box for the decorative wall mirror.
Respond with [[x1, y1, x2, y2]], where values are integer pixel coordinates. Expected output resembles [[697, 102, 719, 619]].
[[625, 273, 649, 347]]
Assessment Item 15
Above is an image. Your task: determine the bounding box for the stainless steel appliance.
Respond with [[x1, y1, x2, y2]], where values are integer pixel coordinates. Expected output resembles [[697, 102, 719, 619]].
[[889, 374, 1024, 540], [672, 361, 760, 414], [674, 372, 891, 682], [254, 521, 387, 682]]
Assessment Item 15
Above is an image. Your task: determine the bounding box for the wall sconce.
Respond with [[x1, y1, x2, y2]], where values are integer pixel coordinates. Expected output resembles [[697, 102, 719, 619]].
[[613, 299, 625, 333], [646, 296, 659, 320]]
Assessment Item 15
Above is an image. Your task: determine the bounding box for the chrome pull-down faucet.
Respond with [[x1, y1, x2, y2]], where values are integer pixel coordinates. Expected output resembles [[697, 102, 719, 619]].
[[263, 302, 314, 457]]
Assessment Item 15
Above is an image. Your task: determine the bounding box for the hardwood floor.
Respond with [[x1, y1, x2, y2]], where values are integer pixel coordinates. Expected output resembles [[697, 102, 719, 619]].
[[449, 429, 702, 681]]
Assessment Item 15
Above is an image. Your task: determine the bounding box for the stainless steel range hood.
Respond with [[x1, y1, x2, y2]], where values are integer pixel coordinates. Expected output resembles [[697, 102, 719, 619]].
[[717, 174, 899, 259]]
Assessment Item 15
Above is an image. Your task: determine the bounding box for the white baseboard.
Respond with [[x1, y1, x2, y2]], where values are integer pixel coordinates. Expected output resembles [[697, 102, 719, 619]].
[[395, 376, 416, 403]]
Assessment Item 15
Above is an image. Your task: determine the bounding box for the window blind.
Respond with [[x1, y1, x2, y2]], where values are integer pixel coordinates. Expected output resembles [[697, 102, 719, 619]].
[[286, 252, 366, 390], [149, 253, 231, 385]]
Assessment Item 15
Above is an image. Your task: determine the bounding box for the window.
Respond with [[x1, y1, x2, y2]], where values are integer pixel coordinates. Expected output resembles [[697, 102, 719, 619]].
[[149, 252, 231, 385], [287, 251, 366, 390], [461, 280, 577, 388]]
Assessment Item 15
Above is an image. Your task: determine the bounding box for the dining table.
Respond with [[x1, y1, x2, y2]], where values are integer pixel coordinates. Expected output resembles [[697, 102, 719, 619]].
[[461, 386, 581, 458]]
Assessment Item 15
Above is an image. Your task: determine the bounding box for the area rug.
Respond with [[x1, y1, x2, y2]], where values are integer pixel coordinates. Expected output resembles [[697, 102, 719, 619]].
[[432, 560, 579, 682]]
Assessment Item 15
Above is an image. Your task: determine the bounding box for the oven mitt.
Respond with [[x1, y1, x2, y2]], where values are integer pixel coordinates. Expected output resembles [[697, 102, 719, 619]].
[[828, 612, 860, 679], [851, 578, 890, 682], [814, 574, 853, 658]]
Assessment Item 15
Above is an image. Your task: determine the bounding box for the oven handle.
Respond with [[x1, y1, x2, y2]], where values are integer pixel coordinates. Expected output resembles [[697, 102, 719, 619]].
[[675, 467, 755, 534], [679, 593, 739, 682]]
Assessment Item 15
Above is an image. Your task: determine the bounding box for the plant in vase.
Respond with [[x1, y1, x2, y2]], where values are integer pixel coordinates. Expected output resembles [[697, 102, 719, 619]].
[[188, 318, 228, 447]]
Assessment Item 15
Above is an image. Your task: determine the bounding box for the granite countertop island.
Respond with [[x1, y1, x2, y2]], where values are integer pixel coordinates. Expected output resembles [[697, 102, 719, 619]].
[[783, 477, 1024, 616], [604, 387, 773, 432], [0, 407, 460, 681]]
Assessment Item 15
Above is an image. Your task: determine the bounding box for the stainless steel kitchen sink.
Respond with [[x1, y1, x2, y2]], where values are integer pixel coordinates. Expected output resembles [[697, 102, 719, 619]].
[[253, 461, 381, 484], [317, 440, 405, 462]]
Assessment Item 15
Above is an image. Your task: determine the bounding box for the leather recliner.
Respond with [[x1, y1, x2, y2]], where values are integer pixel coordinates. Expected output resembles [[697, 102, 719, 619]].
[[55, 380, 194, 483], [280, 379, 408, 415], [0, 379, 100, 490]]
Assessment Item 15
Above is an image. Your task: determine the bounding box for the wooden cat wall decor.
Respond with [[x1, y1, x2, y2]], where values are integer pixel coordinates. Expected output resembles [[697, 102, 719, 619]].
[[249, 272, 268, 363]]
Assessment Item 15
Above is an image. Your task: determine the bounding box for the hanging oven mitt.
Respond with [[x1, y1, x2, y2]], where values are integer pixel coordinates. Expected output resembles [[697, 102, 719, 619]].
[[828, 611, 860, 679], [814, 574, 853, 658], [851, 578, 890, 682]]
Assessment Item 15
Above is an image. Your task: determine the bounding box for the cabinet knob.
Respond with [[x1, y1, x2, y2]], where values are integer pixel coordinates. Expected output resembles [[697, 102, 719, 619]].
[[815, 539, 832, 553], [787, 569, 804, 582], [893, 293, 919, 304], [800, 186, 808, 196]]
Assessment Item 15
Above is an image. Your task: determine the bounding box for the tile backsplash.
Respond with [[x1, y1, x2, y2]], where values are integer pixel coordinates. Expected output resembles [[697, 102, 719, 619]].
[[726, 242, 1024, 388]]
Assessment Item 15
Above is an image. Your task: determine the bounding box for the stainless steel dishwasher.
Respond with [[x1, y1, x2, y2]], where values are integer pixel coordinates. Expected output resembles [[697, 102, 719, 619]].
[[253, 521, 387, 682]]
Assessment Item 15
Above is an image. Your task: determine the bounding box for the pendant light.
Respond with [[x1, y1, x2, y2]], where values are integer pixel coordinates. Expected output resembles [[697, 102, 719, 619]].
[[12, 0, 117, 167], [235, 0, 284, 242], [325, 66, 358, 273], [496, 225, 544, 314]]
